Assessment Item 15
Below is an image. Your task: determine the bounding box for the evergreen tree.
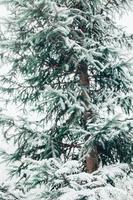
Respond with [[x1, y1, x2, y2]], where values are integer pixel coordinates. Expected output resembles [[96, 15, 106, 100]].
[[0, 0, 133, 199]]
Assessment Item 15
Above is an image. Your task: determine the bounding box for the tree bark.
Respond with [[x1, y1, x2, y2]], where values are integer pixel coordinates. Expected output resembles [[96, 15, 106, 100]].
[[78, 62, 99, 173], [86, 148, 99, 173]]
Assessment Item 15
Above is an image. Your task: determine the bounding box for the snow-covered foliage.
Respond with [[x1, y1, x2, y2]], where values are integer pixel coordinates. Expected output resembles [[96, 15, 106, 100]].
[[0, 0, 133, 199], [0, 183, 23, 200], [6, 158, 133, 200]]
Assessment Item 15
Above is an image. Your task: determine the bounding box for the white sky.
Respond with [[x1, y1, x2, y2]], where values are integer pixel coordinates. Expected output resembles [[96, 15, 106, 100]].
[[0, 5, 8, 17], [118, 12, 133, 34], [0, 4, 133, 183]]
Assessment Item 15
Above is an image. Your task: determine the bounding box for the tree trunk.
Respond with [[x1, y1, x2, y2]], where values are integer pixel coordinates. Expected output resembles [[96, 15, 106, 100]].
[[78, 62, 99, 173], [86, 149, 99, 173]]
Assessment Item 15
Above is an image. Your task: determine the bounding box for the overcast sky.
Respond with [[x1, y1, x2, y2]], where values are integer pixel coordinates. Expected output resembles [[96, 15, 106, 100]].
[[119, 12, 133, 34]]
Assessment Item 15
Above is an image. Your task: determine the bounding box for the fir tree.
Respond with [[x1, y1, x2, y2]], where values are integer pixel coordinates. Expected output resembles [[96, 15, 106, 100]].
[[0, 0, 133, 199]]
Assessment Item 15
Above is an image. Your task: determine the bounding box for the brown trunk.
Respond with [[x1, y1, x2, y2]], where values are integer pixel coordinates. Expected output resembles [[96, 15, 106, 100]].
[[86, 149, 99, 173], [78, 62, 99, 173], [79, 63, 90, 87]]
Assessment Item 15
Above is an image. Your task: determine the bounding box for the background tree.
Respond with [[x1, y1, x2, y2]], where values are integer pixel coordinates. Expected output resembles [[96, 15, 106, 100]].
[[0, 0, 133, 199]]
